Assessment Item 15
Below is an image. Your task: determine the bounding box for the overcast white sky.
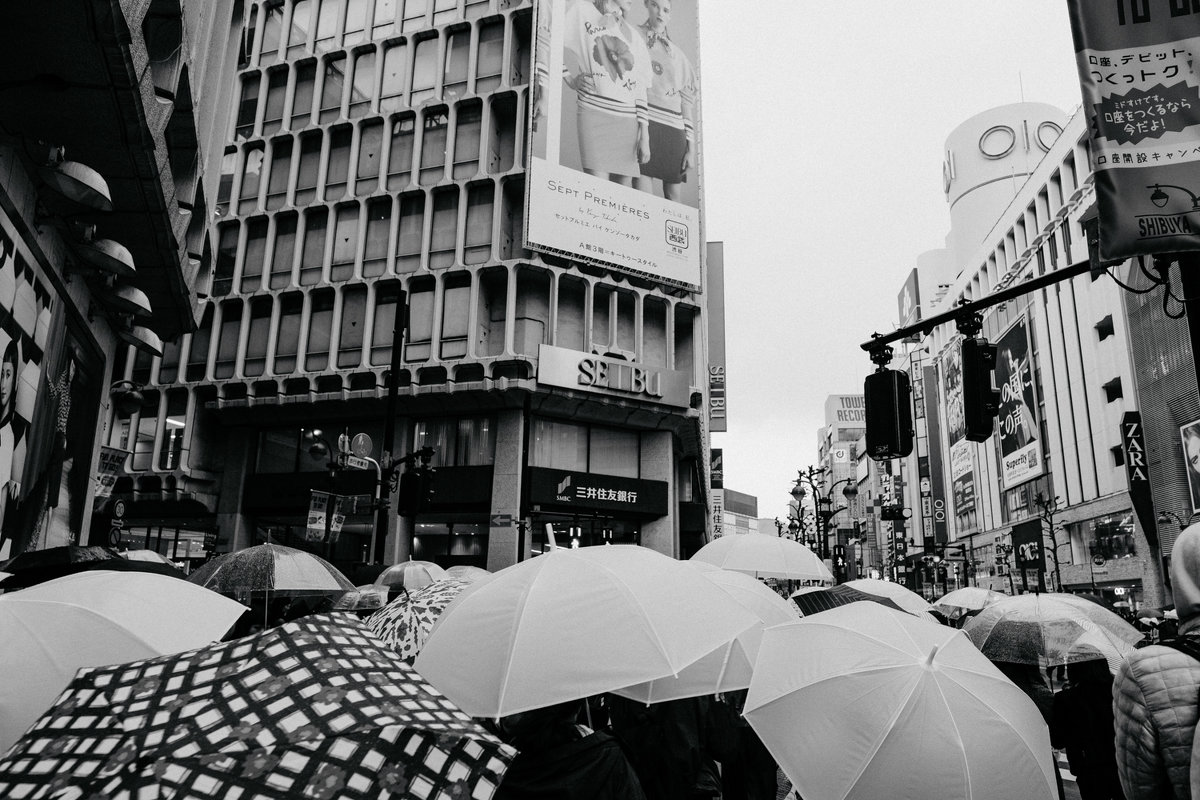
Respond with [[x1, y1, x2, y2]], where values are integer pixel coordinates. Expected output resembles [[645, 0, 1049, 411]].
[[697, 3, 1086, 520]]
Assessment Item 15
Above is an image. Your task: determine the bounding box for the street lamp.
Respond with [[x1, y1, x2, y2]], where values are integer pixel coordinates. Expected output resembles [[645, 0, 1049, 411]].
[[790, 466, 859, 563]]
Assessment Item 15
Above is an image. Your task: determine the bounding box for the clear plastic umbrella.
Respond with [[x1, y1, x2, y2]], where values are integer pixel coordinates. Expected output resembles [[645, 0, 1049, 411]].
[[962, 592, 1142, 672], [373, 560, 449, 593], [933, 586, 1006, 619]]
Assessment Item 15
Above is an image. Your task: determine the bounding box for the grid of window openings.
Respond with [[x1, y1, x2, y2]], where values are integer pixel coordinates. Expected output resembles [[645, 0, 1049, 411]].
[[117, 0, 702, 475]]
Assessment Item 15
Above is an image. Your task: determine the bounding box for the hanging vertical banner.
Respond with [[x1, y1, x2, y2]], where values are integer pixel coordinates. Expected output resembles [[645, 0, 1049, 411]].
[[710, 448, 724, 538], [1123, 412, 1158, 555], [995, 316, 1044, 489], [941, 339, 975, 521], [526, 0, 703, 287], [1065, 2, 1200, 260]]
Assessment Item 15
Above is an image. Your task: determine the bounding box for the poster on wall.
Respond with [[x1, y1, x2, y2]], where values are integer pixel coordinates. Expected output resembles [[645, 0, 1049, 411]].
[[527, 0, 703, 287], [0, 217, 101, 561], [942, 339, 976, 520], [1181, 417, 1200, 514], [1065, 2, 1200, 260], [995, 316, 1043, 489]]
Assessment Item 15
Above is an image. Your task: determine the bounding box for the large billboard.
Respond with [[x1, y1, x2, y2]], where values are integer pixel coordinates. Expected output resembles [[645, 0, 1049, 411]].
[[941, 339, 976, 521], [527, 0, 703, 287], [995, 316, 1043, 489], [1066, 2, 1200, 260]]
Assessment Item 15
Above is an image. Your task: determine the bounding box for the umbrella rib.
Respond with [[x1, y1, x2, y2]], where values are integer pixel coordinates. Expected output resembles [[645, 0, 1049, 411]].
[[494, 560, 548, 716], [838, 669, 924, 797], [593, 559, 687, 676]]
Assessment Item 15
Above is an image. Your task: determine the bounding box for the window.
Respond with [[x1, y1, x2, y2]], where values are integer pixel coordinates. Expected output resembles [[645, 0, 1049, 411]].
[[300, 206, 328, 285], [265, 137, 293, 210], [292, 60, 318, 129], [286, 0, 313, 58], [643, 297, 667, 367], [530, 419, 587, 472], [1088, 513, 1137, 559], [432, 0, 456, 25], [235, 72, 260, 140], [325, 124, 352, 199], [315, 0, 342, 52], [380, 41, 407, 113], [260, 1, 285, 64], [295, 130, 322, 205], [590, 427, 638, 478], [410, 35, 437, 104], [443, 26, 470, 99], [363, 197, 391, 277], [212, 223, 238, 297], [419, 107, 448, 185], [372, 0, 397, 39], [475, 19, 504, 93], [1111, 445, 1125, 468], [371, 282, 402, 365], [343, 0, 369, 46], [402, 0, 427, 32], [1102, 377, 1123, 403], [331, 202, 359, 281], [215, 148, 237, 217], [453, 101, 481, 179], [356, 117, 384, 193], [413, 416, 496, 466], [262, 68, 288, 135], [157, 338, 182, 384], [487, 93, 516, 172], [215, 301, 243, 379], [131, 391, 161, 471], [274, 293, 304, 373], [186, 306, 214, 381], [429, 187, 457, 269], [395, 191, 424, 272], [348, 49, 375, 117], [245, 298, 273, 377], [463, 181, 492, 264], [386, 114, 415, 189], [1096, 314, 1115, 341], [441, 275, 470, 358], [306, 289, 336, 371], [464, 0, 489, 19], [477, 267, 505, 355], [238, 144, 265, 214], [270, 212, 298, 288], [406, 280, 434, 361], [338, 285, 367, 367], [319, 55, 347, 123], [241, 216, 269, 292]]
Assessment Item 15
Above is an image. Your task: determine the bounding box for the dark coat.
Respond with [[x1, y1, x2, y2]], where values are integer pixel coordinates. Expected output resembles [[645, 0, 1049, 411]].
[[495, 728, 647, 800]]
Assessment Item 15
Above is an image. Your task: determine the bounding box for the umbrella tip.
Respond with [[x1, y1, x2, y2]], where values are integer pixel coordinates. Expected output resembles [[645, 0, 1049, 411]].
[[924, 644, 939, 668]]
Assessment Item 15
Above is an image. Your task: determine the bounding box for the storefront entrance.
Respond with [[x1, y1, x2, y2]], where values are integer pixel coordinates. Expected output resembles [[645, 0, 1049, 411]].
[[528, 512, 641, 553]]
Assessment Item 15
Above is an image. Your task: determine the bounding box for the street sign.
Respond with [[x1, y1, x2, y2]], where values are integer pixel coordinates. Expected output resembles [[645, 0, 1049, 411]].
[[1092, 554, 1106, 567], [339, 453, 372, 470], [351, 432, 373, 457], [490, 514, 513, 527]]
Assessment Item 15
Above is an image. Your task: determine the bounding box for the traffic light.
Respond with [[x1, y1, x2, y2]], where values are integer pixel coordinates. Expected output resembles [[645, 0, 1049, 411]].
[[864, 369, 914, 460], [397, 464, 436, 516], [961, 337, 1001, 442]]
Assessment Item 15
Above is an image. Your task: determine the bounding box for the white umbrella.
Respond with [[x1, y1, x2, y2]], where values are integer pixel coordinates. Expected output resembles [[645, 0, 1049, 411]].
[[414, 545, 760, 718], [744, 603, 1057, 800], [613, 563, 799, 703], [445, 564, 492, 584], [689, 533, 833, 581], [0, 570, 247, 753], [373, 559, 449, 592], [841, 577, 932, 615]]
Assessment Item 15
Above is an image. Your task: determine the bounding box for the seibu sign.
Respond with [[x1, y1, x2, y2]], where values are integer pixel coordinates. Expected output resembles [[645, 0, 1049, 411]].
[[538, 345, 692, 407]]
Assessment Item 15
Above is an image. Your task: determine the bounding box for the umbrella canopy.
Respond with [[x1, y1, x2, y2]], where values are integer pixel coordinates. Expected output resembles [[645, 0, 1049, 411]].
[[415, 545, 760, 718], [120, 549, 177, 565], [962, 592, 1143, 672], [744, 603, 1057, 800], [0, 570, 247, 753], [445, 564, 492, 584], [841, 578, 932, 615], [0, 614, 515, 799], [373, 559, 449, 592], [331, 586, 385, 612], [612, 564, 800, 704], [368, 578, 472, 660], [187, 543, 354, 598], [0, 545, 186, 590], [933, 586, 1006, 619], [790, 584, 910, 617], [688, 533, 833, 581], [0, 544, 119, 571]]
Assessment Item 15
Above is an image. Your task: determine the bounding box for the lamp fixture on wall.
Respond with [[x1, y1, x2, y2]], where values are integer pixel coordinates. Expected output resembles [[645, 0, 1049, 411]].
[[116, 321, 163, 358], [37, 146, 113, 212], [101, 284, 152, 318], [74, 226, 136, 279], [109, 379, 145, 417]]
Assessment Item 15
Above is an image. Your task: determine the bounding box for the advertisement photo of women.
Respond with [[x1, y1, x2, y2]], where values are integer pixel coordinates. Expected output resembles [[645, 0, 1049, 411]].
[[1182, 419, 1200, 513], [0, 335, 27, 562], [633, 0, 697, 202]]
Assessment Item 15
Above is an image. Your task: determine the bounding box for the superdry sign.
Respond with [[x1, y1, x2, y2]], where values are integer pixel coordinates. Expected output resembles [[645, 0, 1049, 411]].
[[537, 345, 692, 407], [527, 467, 669, 517]]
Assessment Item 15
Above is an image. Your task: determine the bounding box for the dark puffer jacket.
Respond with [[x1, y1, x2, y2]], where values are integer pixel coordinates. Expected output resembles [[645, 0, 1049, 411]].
[[1113, 523, 1200, 800]]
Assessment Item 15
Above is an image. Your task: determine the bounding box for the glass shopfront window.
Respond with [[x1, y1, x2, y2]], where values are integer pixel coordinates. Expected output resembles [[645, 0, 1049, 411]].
[[1086, 512, 1137, 560], [412, 416, 495, 467], [530, 418, 639, 478]]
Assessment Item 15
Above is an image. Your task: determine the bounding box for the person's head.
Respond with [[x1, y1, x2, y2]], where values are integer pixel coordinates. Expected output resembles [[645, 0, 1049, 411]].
[[644, 0, 670, 29], [1171, 522, 1200, 626], [1185, 426, 1200, 476], [0, 340, 18, 419]]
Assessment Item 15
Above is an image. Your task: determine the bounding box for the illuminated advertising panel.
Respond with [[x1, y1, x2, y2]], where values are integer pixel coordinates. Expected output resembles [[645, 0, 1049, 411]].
[[527, 0, 703, 287], [994, 316, 1044, 489]]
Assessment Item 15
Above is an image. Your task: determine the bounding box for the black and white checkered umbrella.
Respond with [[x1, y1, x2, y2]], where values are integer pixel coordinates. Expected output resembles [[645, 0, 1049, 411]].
[[0, 614, 515, 799]]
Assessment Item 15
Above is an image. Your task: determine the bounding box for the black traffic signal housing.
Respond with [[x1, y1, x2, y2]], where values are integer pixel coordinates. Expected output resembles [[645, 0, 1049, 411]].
[[397, 464, 436, 516], [961, 337, 1001, 442], [864, 369, 914, 461]]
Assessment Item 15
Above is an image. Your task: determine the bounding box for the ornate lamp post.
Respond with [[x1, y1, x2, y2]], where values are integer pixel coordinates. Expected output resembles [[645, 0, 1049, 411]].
[[790, 467, 858, 563]]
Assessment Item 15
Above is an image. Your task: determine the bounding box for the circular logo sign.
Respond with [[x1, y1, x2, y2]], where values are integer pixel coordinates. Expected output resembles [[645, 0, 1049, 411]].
[[1092, 554, 1106, 567], [112, 499, 127, 518], [351, 432, 373, 457]]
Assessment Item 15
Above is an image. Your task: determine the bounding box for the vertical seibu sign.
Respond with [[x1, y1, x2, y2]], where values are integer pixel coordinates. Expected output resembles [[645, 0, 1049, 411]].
[[1065, 1, 1200, 260]]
